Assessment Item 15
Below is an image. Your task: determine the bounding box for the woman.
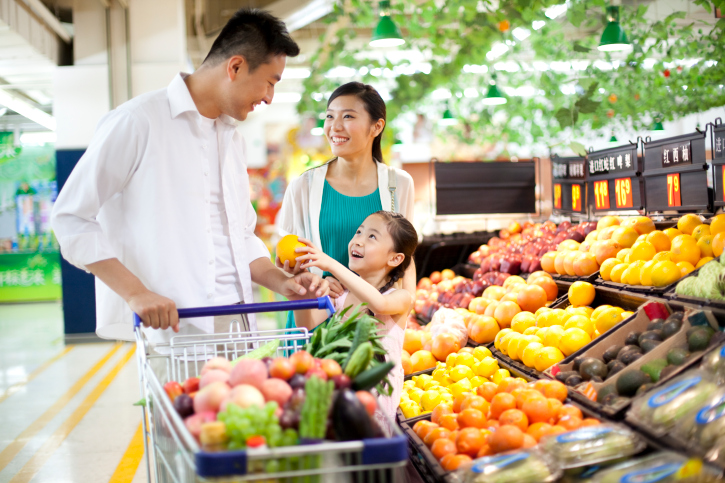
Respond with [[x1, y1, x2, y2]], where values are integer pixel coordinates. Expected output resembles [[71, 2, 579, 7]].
[[277, 82, 416, 328]]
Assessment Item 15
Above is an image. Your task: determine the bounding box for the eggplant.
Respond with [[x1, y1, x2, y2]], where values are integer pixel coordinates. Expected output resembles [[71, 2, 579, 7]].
[[332, 389, 374, 441]]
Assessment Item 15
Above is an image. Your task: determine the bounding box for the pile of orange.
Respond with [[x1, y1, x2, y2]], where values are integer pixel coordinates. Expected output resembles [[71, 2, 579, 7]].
[[411, 378, 600, 471]]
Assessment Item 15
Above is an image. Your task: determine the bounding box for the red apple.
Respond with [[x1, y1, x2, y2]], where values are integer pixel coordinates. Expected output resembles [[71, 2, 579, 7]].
[[183, 377, 200, 394], [164, 381, 183, 402]]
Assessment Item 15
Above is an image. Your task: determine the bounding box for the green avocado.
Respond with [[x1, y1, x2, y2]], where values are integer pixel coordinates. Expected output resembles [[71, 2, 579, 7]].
[[666, 347, 689, 366], [596, 384, 618, 403], [579, 358, 608, 381], [662, 319, 683, 339], [689, 328, 714, 352], [603, 345, 623, 363], [616, 369, 652, 397], [640, 359, 668, 382], [640, 339, 662, 353]]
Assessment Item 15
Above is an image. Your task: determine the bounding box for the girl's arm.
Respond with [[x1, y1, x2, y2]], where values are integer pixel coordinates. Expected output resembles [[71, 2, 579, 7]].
[[295, 242, 411, 317]]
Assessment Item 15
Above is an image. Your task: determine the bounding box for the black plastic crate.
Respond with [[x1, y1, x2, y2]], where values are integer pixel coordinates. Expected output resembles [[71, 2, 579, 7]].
[[550, 271, 600, 284], [596, 265, 701, 296]]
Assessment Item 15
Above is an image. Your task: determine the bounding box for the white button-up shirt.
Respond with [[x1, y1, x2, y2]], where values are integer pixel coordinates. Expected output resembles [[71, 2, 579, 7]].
[[51, 73, 269, 343]]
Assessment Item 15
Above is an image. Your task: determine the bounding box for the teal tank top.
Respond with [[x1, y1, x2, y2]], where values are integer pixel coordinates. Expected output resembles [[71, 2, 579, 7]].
[[286, 180, 383, 331]]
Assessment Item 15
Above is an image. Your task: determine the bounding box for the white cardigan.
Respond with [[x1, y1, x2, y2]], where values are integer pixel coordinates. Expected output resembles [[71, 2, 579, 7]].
[[277, 161, 415, 277]]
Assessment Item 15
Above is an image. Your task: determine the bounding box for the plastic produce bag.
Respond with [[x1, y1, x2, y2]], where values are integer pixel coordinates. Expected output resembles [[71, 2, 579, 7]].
[[591, 451, 721, 483], [538, 424, 645, 469], [701, 343, 725, 383], [629, 370, 720, 435], [673, 388, 725, 461], [454, 448, 560, 483]]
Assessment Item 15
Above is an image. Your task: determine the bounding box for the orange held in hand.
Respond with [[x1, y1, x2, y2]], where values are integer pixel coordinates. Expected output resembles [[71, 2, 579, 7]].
[[276, 235, 307, 268]]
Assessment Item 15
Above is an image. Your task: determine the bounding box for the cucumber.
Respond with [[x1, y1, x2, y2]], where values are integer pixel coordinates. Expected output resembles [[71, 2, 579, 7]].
[[343, 319, 371, 370], [352, 362, 394, 391], [231, 339, 279, 365], [344, 342, 373, 378]]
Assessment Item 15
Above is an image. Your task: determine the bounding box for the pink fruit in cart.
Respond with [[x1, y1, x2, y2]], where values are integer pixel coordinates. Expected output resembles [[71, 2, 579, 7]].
[[269, 357, 295, 380], [200, 357, 232, 376], [184, 411, 216, 440], [229, 359, 268, 389], [306, 367, 328, 381], [163, 381, 184, 402], [221, 384, 265, 411], [260, 378, 293, 407], [193, 381, 230, 414], [320, 359, 342, 378], [356, 391, 378, 416], [289, 350, 314, 374], [199, 369, 230, 389], [182, 377, 200, 394]]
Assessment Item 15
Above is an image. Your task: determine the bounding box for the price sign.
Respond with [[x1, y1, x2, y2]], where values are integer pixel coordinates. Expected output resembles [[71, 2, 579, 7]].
[[715, 130, 725, 160], [572, 184, 582, 212], [722, 166, 725, 203], [554, 183, 562, 209], [614, 178, 634, 208], [667, 173, 682, 207], [593, 180, 610, 210]]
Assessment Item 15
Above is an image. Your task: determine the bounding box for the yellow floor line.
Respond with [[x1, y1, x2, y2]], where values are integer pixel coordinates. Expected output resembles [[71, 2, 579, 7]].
[[108, 423, 145, 483], [0, 343, 123, 472], [0, 346, 76, 405], [9, 344, 137, 483]]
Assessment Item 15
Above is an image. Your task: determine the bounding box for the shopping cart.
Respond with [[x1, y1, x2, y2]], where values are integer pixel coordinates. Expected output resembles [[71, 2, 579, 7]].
[[134, 297, 409, 482]]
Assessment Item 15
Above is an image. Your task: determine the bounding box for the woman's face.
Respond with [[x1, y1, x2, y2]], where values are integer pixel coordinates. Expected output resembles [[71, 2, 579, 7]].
[[324, 95, 384, 159]]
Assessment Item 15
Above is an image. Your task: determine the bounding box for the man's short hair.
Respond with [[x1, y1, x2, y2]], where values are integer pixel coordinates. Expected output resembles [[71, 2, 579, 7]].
[[203, 8, 300, 70]]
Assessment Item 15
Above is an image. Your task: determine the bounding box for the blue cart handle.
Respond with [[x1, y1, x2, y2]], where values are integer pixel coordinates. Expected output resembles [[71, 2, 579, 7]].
[[133, 296, 335, 328]]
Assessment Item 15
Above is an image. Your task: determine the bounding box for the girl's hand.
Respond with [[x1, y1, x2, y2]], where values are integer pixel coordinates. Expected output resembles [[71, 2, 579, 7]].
[[295, 238, 335, 273], [325, 276, 345, 298], [275, 256, 305, 275]]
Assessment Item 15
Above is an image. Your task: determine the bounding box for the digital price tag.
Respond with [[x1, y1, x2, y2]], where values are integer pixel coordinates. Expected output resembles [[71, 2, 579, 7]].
[[614, 178, 634, 209], [572, 184, 582, 212], [722, 166, 725, 203], [667, 173, 682, 207], [554, 183, 562, 209], [593, 180, 610, 210]]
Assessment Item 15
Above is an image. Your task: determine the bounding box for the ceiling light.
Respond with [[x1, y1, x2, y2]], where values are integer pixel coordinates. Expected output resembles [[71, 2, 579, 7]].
[[370, 1, 405, 48], [20, 131, 56, 145], [439, 103, 458, 126], [0, 90, 55, 130], [482, 77, 507, 105], [532, 20, 546, 30], [512, 28, 531, 41], [609, 131, 618, 143], [545, 4, 568, 19], [652, 120, 664, 131], [598, 6, 631, 52]]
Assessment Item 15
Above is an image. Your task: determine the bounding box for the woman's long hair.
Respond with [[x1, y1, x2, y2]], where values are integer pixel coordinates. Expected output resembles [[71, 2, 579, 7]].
[[327, 82, 387, 163]]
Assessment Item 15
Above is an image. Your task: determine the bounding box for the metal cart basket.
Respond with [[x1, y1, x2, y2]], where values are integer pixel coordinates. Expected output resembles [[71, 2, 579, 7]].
[[134, 297, 408, 482]]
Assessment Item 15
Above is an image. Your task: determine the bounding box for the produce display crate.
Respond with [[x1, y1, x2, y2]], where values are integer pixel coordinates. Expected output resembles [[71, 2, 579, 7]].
[[452, 263, 479, 279], [401, 397, 606, 483], [134, 298, 409, 483], [551, 298, 718, 420], [708, 118, 725, 211], [405, 367, 436, 381], [549, 270, 601, 284]]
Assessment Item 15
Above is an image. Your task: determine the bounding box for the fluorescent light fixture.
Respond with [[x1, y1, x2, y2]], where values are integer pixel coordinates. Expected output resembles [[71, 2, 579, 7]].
[[462, 64, 488, 74], [545, 4, 567, 19], [311, 119, 324, 136], [512, 28, 531, 41], [532, 20, 546, 30], [486, 43, 510, 61], [272, 92, 302, 103], [283, 67, 311, 79], [20, 131, 56, 145], [464, 88, 479, 98], [431, 88, 452, 100], [325, 66, 358, 78], [560, 84, 576, 95], [283, 0, 334, 32], [0, 90, 55, 130]]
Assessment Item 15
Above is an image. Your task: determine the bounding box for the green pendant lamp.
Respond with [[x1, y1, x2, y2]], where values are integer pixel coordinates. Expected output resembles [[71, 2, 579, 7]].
[[598, 6, 630, 52], [609, 131, 618, 143], [311, 118, 324, 136], [370, 1, 405, 48], [481, 76, 507, 105], [652, 120, 664, 131], [439, 102, 458, 126]]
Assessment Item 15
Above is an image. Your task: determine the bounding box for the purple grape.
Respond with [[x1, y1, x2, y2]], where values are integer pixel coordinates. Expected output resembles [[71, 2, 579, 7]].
[[331, 374, 351, 390], [279, 410, 298, 430], [289, 373, 307, 390], [173, 394, 194, 418]]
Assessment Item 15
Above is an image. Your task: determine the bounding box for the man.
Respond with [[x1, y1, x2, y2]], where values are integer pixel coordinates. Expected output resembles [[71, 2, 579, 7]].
[[51, 9, 326, 343]]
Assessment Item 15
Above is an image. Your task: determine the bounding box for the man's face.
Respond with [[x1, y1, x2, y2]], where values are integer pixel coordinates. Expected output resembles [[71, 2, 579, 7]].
[[224, 54, 286, 121]]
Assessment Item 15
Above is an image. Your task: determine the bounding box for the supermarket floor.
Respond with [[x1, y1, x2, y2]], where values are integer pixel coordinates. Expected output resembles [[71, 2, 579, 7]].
[[0, 300, 281, 483]]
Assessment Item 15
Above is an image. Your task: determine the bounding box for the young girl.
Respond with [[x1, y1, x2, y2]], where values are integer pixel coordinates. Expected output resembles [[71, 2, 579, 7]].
[[292, 210, 417, 425]]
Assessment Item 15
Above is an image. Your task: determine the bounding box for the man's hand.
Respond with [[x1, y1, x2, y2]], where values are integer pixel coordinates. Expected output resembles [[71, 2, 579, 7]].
[[325, 276, 345, 298], [280, 271, 330, 299], [275, 255, 305, 275], [127, 289, 179, 332]]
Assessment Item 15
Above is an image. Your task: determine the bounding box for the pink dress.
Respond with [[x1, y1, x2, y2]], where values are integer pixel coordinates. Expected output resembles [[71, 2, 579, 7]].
[[334, 289, 404, 430]]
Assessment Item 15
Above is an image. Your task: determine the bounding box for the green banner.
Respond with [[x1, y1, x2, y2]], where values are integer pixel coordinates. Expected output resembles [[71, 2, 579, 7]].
[[0, 251, 62, 302]]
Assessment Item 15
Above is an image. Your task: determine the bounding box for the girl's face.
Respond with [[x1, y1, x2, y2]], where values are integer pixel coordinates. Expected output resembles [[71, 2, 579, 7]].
[[324, 95, 384, 159], [348, 214, 404, 274]]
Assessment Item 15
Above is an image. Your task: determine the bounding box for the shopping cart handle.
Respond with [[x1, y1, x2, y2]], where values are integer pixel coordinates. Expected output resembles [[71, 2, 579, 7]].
[[133, 296, 335, 328]]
